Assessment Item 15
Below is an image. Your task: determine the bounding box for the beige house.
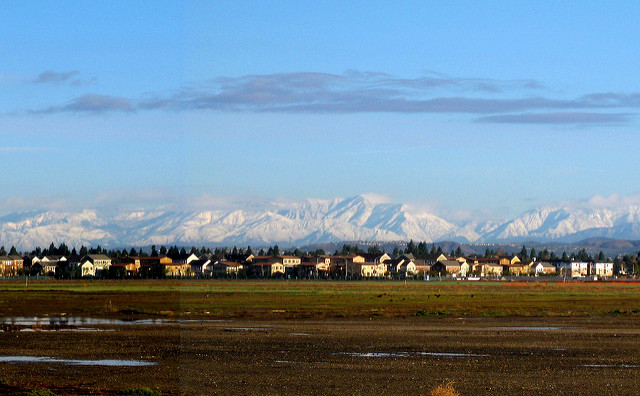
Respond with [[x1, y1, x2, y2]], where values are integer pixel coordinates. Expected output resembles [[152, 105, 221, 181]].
[[432, 259, 462, 275], [250, 262, 285, 277], [0, 256, 15, 276], [299, 256, 331, 276], [111, 256, 142, 276], [473, 262, 503, 277], [590, 262, 613, 277], [348, 261, 386, 277], [79, 254, 112, 277], [213, 261, 243, 275], [532, 262, 556, 275], [504, 262, 531, 275]]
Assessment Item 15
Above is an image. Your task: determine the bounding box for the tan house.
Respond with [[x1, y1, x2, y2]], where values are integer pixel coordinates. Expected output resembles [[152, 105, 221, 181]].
[[499, 256, 521, 265], [299, 256, 331, 277], [0, 256, 15, 276], [532, 262, 556, 275], [432, 259, 462, 275], [473, 262, 503, 277], [250, 262, 285, 277], [347, 261, 386, 277], [213, 261, 243, 275], [138, 256, 173, 277], [413, 259, 431, 274], [163, 258, 191, 277], [504, 262, 531, 275], [111, 256, 142, 276]]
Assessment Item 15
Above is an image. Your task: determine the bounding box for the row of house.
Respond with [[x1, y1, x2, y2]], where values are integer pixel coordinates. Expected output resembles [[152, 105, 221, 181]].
[[0, 251, 615, 279]]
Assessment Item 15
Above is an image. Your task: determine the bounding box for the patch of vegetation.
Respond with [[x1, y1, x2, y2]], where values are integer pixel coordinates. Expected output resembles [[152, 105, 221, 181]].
[[118, 387, 162, 396], [4, 279, 640, 318], [428, 382, 460, 396], [609, 308, 640, 315], [22, 390, 57, 396], [0, 378, 8, 385], [416, 309, 446, 316]]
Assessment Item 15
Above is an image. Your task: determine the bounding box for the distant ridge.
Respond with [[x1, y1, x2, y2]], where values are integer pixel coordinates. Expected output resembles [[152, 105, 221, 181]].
[[2, 195, 640, 249]]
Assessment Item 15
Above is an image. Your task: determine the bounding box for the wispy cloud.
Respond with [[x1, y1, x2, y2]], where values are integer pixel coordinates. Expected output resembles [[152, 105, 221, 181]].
[[24, 71, 640, 124], [32, 70, 96, 86], [475, 112, 631, 124], [33, 94, 133, 114]]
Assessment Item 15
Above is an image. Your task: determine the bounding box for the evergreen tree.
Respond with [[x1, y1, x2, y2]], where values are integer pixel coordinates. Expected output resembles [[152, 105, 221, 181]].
[[407, 240, 416, 255], [0, 246, 5, 256], [273, 245, 280, 256], [80, 245, 88, 256], [130, 247, 137, 256], [540, 248, 550, 261], [9, 246, 18, 256], [151, 245, 158, 257], [159, 246, 167, 255], [519, 245, 528, 261]]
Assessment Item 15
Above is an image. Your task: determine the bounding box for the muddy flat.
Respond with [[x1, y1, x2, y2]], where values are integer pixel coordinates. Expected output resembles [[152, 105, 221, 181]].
[[2, 280, 640, 394], [1, 316, 640, 395]]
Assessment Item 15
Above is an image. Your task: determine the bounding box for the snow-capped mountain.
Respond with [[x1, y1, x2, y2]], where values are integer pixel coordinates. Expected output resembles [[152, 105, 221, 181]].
[[2, 195, 640, 249], [479, 205, 640, 242]]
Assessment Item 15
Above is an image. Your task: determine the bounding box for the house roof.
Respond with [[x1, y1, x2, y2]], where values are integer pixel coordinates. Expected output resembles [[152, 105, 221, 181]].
[[438, 260, 461, 267], [215, 261, 242, 267]]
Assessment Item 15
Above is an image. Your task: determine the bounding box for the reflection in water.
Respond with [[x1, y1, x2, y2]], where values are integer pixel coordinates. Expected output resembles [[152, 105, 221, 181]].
[[340, 351, 488, 358], [1, 317, 229, 326], [0, 355, 157, 366]]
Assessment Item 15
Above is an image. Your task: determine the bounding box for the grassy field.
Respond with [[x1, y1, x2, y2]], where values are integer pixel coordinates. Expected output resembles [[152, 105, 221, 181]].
[[1, 279, 640, 318]]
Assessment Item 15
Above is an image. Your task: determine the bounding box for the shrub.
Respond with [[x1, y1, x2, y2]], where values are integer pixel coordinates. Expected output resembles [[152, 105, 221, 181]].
[[22, 390, 57, 396], [428, 382, 460, 396], [118, 388, 162, 396]]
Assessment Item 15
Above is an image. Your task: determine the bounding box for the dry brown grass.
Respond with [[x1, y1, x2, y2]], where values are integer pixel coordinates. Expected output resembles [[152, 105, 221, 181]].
[[428, 382, 460, 396]]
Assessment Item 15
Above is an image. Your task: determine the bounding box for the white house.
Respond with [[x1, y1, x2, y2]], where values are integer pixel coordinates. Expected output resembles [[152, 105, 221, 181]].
[[79, 254, 112, 277], [590, 262, 613, 277]]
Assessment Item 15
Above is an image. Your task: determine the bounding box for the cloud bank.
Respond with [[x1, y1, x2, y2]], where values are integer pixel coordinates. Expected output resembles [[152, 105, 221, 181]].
[[23, 71, 640, 124], [32, 70, 96, 86]]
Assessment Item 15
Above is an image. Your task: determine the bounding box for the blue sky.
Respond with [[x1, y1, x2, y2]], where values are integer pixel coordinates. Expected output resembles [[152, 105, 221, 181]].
[[2, 1, 640, 221]]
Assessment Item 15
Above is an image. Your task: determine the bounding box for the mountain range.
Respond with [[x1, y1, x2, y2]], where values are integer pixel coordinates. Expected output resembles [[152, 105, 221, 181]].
[[2, 195, 640, 249]]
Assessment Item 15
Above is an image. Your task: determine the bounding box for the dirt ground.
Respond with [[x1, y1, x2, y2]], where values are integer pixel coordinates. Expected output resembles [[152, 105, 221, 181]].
[[2, 316, 640, 395]]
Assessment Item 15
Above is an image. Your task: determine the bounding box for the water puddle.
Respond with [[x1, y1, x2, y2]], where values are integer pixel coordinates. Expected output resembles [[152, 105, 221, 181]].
[[0, 356, 157, 366], [17, 328, 113, 333], [289, 333, 311, 336], [488, 326, 567, 331], [1, 317, 230, 327], [583, 364, 638, 368], [224, 327, 269, 331], [1, 317, 176, 326], [340, 351, 488, 358], [417, 352, 489, 357]]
